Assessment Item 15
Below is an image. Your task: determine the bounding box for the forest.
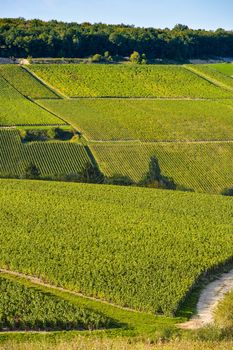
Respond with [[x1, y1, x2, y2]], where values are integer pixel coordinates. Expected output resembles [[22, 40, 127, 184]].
[[1, 18, 233, 60]]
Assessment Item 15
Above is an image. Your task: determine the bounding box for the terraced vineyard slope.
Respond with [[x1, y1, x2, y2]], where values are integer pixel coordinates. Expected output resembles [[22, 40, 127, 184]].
[[0, 76, 62, 126], [40, 99, 233, 141], [90, 142, 233, 194], [0, 65, 58, 99], [29, 64, 233, 98], [0, 129, 91, 177], [1, 179, 233, 315]]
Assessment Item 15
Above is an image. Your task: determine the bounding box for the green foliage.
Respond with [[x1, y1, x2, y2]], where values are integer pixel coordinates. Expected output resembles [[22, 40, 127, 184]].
[[21, 128, 74, 142], [211, 63, 233, 77], [0, 65, 58, 99], [91, 54, 103, 63], [40, 99, 233, 141], [77, 162, 104, 184], [222, 188, 233, 196], [0, 179, 233, 315], [214, 291, 233, 330], [0, 76, 62, 126], [24, 162, 41, 179], [90, 142, 233, 194], [130, 51, 141, 63], [0, 129, 91, 177], [105, 174, 134, 186], [0, 275, 110, 331], [29, 64, 233, 98], [1, 18, 233, 61], [139, 156, 176, 190], [185, 65, 233, 92]]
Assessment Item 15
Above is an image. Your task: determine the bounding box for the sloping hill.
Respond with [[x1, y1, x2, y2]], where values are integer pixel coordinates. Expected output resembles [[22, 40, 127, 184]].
[[1, 179, 233, 315]]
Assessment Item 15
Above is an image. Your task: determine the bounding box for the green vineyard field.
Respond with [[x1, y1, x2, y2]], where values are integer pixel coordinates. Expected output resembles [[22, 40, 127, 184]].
[[29, 64, 233, 98], [0, 65, 58, 99], [90, 142, 233, 194], [0, 76, 62, 126], [1, 179, 233, 315], [0, 129, 91, 176], [0, 273, 109, 331], [185, 65, 233, 91], [40, 99, 233, 141], [211, 63, 233, 77]]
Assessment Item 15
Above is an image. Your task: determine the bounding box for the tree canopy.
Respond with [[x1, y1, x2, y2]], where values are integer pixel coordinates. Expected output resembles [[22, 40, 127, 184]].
[[1, 18, 233, 60]]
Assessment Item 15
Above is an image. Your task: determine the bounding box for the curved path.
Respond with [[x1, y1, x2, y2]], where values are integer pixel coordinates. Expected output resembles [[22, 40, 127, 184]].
[[180, 269, 233, 329]]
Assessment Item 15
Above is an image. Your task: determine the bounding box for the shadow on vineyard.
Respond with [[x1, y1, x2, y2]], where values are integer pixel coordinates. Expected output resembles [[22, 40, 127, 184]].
[[177, 258, 233, 319]]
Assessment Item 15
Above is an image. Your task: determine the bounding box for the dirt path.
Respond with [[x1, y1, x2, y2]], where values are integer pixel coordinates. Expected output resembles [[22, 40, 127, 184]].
[[179, 269, 233, 329]]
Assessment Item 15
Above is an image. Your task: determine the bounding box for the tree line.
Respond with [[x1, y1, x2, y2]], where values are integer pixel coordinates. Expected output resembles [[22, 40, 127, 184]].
[[1, 18, 233, 60]]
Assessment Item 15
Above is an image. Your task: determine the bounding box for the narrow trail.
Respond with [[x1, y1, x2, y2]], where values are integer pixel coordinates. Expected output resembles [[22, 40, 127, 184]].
[[179, 269, 233, 330], [0, 268, 141, 315]]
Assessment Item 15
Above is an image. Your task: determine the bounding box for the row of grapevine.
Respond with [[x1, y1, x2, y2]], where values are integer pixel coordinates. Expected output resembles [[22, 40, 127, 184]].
[[29, 64, 233, 98], [0, 76, 62, 126], [1, 179, 233, 315], [0, 65, 58, 99], [40, 99, 233, 142], [0, 274, 110, 331], [185, 65, 233, 92], [0, 129, 91, 176], [90, 141, 233, 194]]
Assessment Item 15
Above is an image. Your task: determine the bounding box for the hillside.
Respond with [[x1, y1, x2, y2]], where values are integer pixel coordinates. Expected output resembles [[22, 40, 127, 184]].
[[40, 99, 233, 141], [29, 64, 233, 98], [1, 179, 233, 315], [1, 63, 233, 195]]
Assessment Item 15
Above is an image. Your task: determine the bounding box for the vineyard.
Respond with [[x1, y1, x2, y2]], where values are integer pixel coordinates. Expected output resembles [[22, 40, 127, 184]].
[[90, 141, 233, 193], [0, 129, 91, 176], [0, 76, 62, 126], [211, 63, 233, 77], [1, 179, 233, 315], [28, 64, 233, 98], [0, 273, 109, 331], [40, 99, 233, 141], [185, 65, 233, 91], [0, 65, 58, 99]]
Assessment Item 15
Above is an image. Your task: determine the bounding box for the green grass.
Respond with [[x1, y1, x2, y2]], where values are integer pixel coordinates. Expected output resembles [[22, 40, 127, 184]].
[[0, 76, 62, 126], [0, 65, 58, 99], [0, 179, 233, 316], [0, 271, 178, 338], [211, 63, 233, 77], [40, 99, 233, 141], [0, 129, 91, 176], [1, 339, 233, 350], [90, 141, 233, 194], [214, 289, 233, 329], [29, 64, 233, 98], [0, 273, 110, 331]]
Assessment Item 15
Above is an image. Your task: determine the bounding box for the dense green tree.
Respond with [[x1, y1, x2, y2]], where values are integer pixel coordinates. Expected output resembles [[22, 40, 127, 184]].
[[1, 18, 233, 60], [24, 162, 41, 179], [222, 188, 233, 196], [130, 51, 141, 63], [140, 156, 176, 190]]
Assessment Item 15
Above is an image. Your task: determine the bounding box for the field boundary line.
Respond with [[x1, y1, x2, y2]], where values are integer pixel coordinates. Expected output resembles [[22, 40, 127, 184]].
[[22, 66, 69, 99], [33, 100, 70, 125], [0, 72, 68, 126], [0, 268, 143, 315], [184, 65, 233, 93], [68, 96, 233, 101], [89, 139, 233, 144]]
